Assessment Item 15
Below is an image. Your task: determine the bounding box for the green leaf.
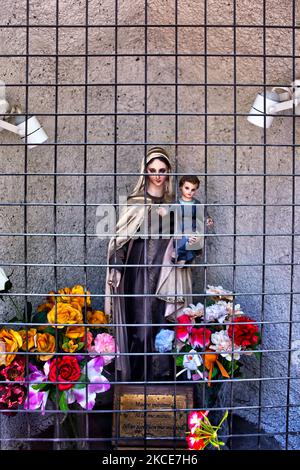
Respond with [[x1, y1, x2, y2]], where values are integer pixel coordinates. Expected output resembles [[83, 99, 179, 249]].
[[254, 351, 261, 360], [74, 383, 86, 390], [176, 355, 184, 367], [211, 367, 219, 378], [77, 342, 85, 351], [59, 392, 69, 411], [32, 311, 48, 325], [31, 383, 49, 391]]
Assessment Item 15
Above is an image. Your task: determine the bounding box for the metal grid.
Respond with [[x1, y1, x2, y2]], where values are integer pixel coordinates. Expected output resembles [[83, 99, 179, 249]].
[[0, 0, 299, 450]]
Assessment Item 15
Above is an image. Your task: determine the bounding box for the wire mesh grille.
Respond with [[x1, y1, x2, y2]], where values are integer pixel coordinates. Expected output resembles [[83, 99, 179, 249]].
[[0, 0, 299, 451]]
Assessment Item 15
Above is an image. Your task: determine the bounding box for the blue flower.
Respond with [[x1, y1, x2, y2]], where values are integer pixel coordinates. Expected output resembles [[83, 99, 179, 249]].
[[154, 329, 175, 353]]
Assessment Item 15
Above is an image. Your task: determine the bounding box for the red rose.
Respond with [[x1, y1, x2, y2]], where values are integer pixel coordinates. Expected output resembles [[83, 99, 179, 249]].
[[49, 356, 81, 391], [228, 315, 259, 348]]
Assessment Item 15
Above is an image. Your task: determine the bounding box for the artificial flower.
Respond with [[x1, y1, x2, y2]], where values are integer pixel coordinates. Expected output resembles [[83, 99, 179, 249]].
[[0, 340, 6, 366], [24, 363, 49, 412], [49, 356, 81, 391], [62, 339, 79, 353], [65, 326, 86, 339], [47, 303, 83, 328], [204, 303, 228, 323], [0, 328, 23, 365], [36, 333, 56, 361], [154, 329, 174, 353], [0, 357, 25, 382], [88, 333, 118, 365], [176, 314, 193, 342], [87, 331, 93, 349], [0, 384, 26, 412], [206, 285, 233, 302], [87, 310, 107, 327], [221, 300, 243, 317], [188, 410, 209, 434], [0, 267, 9, 291], [210, 330, 241, 361], [69, 285, 91, 309], [176, 349, 203, 380], [228, 315, 259, 348], [186, 435, 205, 450], [203, 350, 230, 386], [190, 327, 211, 348], [182, 303, 204, 320], [186, 410, 228, 450], [19, 328, 37, 351], [66, 356, 110, 410]]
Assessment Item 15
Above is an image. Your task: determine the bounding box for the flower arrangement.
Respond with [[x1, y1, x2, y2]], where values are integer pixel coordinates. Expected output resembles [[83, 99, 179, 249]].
[[186, 409, 228, 450], [176, 285, 261, 393], [0, 274, 116, 414]]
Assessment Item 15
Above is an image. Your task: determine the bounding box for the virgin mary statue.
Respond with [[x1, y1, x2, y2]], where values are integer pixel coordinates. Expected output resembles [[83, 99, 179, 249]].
[[104, 147, 193, 381]]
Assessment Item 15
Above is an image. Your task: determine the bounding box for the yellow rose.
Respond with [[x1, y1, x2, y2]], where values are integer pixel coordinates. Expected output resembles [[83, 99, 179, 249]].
[[0, 328, 23, 365], [57, 287, 72, 303], [65, 326, 86, 339], [19, 328, 37, 351], [47, 303, 83, 328], [62, 339, 79, 353], [71, 285, 91, 308], [36, 333, 56, 361], [87, 310, 107, 327], [0, 340, 6, 366]]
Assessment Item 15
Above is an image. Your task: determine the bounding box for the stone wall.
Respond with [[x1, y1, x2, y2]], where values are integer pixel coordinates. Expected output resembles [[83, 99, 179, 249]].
[[0, 0, 300, 449]]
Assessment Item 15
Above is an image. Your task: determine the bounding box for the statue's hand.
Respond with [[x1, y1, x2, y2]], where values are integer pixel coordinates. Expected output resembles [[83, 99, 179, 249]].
[[108, 268, 121, 289]]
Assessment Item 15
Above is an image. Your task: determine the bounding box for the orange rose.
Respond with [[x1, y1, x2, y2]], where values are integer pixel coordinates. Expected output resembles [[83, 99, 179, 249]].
[[87, 310, 107, 327], [47, 303, 83, 328], [65, 326, 86, 339], [19, 328, 37, 351], [0, 328, 23, 365], [36, 333, 56, 361]]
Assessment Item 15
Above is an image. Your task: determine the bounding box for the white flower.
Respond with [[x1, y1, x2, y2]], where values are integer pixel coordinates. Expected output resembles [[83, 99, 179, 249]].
[[206, 285, 233, 301], [176, 349, 203, 380], [204, 303, 228, 323], [210, 330, 241, 361], [182, 303, 204, 320], [0, 267, 9, 291], [222, 301, 244, 317]]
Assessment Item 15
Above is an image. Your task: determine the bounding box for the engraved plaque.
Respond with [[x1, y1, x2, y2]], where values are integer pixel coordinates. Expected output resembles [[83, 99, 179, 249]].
[[113, 385, 193, 448]]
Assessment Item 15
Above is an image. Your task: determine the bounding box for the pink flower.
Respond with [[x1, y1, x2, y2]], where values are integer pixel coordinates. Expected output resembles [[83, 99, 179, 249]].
[[176, 314, 193, 343], [178, 314, 193, 327], [88, 333, 118, 365], [190, 327, 211, 348], [176, 326, 190, 342], [87, 331, 93, 349], [186, 435, 205, 450], [188, 410, 209, 433]]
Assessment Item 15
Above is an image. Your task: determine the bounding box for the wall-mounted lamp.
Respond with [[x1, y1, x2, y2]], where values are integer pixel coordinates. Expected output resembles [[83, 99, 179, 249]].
[[247, 79, 300, 128], [0, 81, 48, 149]]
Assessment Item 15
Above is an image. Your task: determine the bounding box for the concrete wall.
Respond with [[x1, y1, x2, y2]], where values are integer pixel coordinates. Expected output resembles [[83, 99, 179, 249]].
[[0, 0, 300, 449]]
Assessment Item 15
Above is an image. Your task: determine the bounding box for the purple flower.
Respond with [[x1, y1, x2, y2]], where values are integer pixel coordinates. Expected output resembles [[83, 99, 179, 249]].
[[66, 356, 110, 410], [24, 361, 50, 412]]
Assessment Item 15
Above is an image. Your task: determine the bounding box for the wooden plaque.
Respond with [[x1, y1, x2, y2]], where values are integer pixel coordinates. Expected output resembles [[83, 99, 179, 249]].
[[113, 385, 193, 448]]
